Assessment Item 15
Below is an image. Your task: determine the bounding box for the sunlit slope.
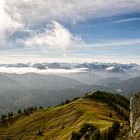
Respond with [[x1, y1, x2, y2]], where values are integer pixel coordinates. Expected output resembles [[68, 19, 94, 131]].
[[0, 96, 129, 140]]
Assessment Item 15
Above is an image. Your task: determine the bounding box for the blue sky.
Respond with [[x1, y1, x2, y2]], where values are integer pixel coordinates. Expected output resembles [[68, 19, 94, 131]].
[[0, 0, 140, 64]]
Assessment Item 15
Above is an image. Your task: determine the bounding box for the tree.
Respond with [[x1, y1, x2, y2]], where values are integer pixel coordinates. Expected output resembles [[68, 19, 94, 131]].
[[39, 106, 43, 109], [71, 131, 81, 140], [18, 109, 22, 114], [1, 114, 7, 125], [92, 130, 101, 140], [102, 131, 107, 140], [109, 112, 112, 118], [112, 120, 120, 134], [35, 106, 37, 110], [106, 127, 114, 140], [8, 111, 14, 117], [37, 129, 43, 136], [105, 121, 120, 140]]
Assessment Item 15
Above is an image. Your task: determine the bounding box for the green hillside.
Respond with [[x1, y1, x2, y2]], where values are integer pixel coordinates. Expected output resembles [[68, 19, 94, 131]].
[[0, 91, 129, 140]]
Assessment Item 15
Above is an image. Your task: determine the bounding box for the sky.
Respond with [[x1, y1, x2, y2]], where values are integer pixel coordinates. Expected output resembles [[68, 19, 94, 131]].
[[0, 0, 140, 64]]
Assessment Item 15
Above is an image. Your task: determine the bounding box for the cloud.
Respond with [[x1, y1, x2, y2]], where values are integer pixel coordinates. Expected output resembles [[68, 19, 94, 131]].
[[0, 0, 23, 48], [19, 21, 83, 50], [114, 17, 140, 23], [4, 0, 140, 25], [1, 0, 140, 32], [0, 0, 140, 50], [87, 39, 140, 48]]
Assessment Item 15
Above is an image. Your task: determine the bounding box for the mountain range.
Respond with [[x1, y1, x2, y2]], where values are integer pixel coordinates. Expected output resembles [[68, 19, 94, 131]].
[[0, 71, 139, 114], [0, 62, 139, 114]]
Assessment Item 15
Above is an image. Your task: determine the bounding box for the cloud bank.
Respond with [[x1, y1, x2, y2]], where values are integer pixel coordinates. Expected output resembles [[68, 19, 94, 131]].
[[0, 62, 138, 74]]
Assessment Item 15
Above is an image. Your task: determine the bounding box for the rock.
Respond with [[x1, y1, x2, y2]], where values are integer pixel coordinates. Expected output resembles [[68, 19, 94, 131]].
[[130, 92, 140, 139]]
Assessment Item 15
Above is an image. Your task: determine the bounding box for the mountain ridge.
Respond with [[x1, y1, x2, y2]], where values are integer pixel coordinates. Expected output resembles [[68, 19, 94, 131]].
[[0, 91, 130, 140]]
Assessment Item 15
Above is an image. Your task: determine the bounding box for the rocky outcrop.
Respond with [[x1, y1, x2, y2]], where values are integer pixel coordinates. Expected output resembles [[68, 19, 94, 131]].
[[130, 92, 140, 139]]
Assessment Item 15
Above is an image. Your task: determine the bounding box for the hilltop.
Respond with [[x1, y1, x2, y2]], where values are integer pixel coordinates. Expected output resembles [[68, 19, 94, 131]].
[[0, 91, 130, 140]]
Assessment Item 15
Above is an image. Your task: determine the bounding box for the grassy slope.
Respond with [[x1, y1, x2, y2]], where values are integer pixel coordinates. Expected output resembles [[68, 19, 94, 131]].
[[0, 98, 128, 140]]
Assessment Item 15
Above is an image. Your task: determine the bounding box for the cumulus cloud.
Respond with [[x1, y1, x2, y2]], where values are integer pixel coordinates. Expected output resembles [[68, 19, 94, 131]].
[[19, 21, 83, 50]]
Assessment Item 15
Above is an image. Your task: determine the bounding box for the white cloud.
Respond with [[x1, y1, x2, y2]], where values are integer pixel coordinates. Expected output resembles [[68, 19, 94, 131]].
[[4, 0, 140, 26], [87, 39, 140, 48], [19, 21, 83, 50], [0, 67, 87, 74], [1, 0, 140, 34], [0, 0, 23, 48], [114, 17, 140, 23]]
